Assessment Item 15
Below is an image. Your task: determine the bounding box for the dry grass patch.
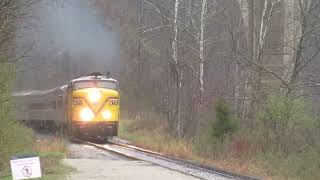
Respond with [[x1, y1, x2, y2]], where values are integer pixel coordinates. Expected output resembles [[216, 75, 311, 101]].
[[1, 134, 71, 180], [35, 136, 67, 154], [119, 118, 268, 179], [34, 135, 73, 179]]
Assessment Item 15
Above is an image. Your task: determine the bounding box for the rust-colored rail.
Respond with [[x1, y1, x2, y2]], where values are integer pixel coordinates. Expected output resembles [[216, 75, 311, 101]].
[[83, 138, 261, 180]]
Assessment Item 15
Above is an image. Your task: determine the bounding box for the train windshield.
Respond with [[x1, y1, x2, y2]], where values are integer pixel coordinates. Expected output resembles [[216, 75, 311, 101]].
[[74, 81, 118, 90]]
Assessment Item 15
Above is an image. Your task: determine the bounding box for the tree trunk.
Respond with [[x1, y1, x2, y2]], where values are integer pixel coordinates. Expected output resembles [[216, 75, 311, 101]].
[[172, 0, 182, 137], [199, 0, 206, 101]]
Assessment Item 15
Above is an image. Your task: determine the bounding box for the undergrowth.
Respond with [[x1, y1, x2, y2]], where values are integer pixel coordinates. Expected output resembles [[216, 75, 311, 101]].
[[0, 63, 70, 179], [119, 95, 320, 180]]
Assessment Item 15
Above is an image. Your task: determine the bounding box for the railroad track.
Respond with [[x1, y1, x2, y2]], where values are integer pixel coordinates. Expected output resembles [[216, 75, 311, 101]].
[[79, 138, 260, 180]]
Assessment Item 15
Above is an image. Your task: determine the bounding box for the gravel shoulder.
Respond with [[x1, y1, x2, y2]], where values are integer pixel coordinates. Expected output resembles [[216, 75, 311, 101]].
[[35, 133, 229, 179], [65, 142, 201, 180], [63, 159, 200, 180], [67, 143, 125, 160]]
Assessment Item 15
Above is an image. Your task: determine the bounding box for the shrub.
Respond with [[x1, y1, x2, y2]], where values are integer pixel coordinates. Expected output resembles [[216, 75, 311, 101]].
[[0, 105, 34, 170], [0, 63, 34, 172], [210, 99, 238, 141], [258, 94, 317, 154]]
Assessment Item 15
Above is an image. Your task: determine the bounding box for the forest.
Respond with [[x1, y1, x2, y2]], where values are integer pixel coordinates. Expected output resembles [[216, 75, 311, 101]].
[[1, 0, 320, 179]]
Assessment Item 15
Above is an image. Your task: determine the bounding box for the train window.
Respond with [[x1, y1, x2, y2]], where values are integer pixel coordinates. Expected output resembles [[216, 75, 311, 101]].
[[74, 81, 118, 90], [28, 101, 57, 110]]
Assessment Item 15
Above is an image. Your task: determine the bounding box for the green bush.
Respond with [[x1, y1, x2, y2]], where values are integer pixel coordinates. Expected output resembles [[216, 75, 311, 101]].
[[255, 94, 320, 179], [264, 150, 320, 180], [258, 94, 317, 154], [210, 99, 238, 141], [0, 104, 34, 171], [0, 64, 34, 173]]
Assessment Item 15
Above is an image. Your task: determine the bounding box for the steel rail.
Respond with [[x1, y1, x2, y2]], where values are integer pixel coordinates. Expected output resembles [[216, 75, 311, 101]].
[[83, 138, 261, 180], [71, 138, 138, 160], [110, 139, 261, 180]]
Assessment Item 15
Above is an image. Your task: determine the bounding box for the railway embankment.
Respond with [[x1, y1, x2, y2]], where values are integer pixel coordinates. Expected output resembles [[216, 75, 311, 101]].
[[65, 138, 229, 180], [63, 159, 199, 180], [60, 135, 214, 180], [36, 133, 212, 180]]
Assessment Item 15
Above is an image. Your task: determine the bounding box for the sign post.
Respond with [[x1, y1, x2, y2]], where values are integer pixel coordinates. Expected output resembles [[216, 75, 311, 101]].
[[10, 154, 42, 180]]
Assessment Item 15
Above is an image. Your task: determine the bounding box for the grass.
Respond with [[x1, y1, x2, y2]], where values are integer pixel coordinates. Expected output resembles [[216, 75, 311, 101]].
[[119, 118, 268, 178], [34, 136, 73, 180], [0, 152, 71, 180], [119, 118, 317, 180], [0, 129, 72, 180], [0, 57, 71, 179]]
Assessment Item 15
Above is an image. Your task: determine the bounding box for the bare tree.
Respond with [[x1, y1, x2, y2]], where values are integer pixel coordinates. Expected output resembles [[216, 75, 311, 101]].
[[0, 0, 30, 103], [230, 0, 320, 124], [199, 0, 207, 99]]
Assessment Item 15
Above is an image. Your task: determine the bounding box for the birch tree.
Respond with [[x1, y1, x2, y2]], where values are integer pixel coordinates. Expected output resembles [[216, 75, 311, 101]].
[[231, 0, 320, 122], [230, 0, 283, 120], [199, 0, 207, 100], [172, 0, 183, 137], [137, 0, 221, 136]]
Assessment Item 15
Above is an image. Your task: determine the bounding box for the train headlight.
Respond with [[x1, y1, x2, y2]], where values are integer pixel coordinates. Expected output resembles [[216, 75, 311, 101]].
[[102, 110, 112, 120], [80, 108, 94, 121], [88, 89, 101, 103]]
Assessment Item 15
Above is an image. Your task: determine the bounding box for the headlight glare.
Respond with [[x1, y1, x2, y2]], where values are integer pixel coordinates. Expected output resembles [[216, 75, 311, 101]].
[[80, 108, 94, 121], [102, 110, 112, 120], [88, 89, 101, 103]]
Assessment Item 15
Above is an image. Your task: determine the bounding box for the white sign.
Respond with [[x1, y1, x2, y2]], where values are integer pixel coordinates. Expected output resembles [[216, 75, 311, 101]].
[[10, 157, 42, 180]]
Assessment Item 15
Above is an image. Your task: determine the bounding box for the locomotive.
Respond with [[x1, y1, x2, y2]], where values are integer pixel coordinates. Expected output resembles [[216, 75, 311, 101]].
[[13, 72, 120, 141]]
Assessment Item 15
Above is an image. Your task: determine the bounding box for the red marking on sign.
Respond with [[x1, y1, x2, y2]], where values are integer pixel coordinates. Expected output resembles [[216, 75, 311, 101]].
[[22, 166, 32, 177]]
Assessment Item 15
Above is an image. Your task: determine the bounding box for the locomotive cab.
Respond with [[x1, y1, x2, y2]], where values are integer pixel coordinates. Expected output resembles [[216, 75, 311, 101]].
[[70, 73, 120, 140]]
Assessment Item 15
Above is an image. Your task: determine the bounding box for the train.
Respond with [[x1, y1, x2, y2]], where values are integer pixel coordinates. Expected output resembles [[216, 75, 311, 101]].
[[13, 72, 120, 141]]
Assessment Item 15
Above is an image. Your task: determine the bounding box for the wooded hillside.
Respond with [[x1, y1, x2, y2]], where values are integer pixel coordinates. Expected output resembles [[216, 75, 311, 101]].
[[10, 1, 320, 178]]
